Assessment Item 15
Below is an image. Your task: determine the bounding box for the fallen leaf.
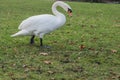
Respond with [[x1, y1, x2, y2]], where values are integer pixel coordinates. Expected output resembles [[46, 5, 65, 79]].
[[13, 47, 18, 54], [40, 53, 48, 56], [81, 24, 86, 27], [44, 60, 52, 64], [111, 49, 117, 53], [88, 47, 95, 51], [24, 68, 29, 72], [12, 63, 16, 67], [90, 25, 94, 28], [69, 41, 75, 45], [47, 71, 54, 74], [8, 72, 14, 77], [60, 58, 71, 63], [79, 44, 86, 50], [53, 40, 58, 43], [22, 64, 27, 68], [50, 78, 56, 80]]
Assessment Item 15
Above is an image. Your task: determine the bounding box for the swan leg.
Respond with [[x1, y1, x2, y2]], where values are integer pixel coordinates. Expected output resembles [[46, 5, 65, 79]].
[[40, 38, 51, 48], [40, 38, 43, 46], [30, 35, 35, 44]]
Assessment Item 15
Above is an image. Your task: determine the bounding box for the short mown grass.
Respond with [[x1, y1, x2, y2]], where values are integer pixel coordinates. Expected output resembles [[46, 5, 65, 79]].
[[0, 0, 120, 80]]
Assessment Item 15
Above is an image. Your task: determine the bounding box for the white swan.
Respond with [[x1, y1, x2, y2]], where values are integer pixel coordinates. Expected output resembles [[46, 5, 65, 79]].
[[11, 1, 72, 47]]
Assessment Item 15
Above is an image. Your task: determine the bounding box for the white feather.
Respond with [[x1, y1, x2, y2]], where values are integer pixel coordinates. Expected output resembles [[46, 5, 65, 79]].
[[11, 30, 29, 37]]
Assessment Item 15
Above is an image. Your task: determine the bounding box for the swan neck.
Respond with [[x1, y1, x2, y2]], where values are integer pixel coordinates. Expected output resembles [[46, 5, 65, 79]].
[[52, 2, 66, 26], [52, 2, 64, 16]]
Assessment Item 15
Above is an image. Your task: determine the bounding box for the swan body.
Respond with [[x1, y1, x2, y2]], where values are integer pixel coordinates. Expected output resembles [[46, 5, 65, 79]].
[[11, 1, 72, 47], [14, 14, 65, 38]]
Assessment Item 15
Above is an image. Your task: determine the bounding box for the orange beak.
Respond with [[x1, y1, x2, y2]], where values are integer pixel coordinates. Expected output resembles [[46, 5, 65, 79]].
[[68, 11, 72, 17]]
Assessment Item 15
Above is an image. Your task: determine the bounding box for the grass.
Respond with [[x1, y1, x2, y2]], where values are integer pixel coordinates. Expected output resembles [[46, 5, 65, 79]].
[[0, 0, 120, 80]]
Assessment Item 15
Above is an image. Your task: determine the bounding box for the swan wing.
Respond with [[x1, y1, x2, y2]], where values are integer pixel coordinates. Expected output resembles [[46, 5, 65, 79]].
[[18, 14, 58, 30]]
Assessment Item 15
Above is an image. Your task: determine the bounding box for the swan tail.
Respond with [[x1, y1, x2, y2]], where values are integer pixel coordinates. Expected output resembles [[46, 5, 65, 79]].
[[11, 30, 29, 37]]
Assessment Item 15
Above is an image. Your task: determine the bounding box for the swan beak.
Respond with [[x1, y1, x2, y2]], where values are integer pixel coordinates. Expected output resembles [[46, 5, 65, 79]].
[[68, 8, 72, 17], [68, 12, 72, 17]]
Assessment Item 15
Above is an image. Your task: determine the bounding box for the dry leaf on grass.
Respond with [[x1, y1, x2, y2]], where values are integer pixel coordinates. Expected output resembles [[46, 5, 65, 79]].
[[111, 49, 117, 53], [79, 44, 86, 50], [47, 71, 54, 74], [40, 52, 48, 56], [44, 60, 52, 64]]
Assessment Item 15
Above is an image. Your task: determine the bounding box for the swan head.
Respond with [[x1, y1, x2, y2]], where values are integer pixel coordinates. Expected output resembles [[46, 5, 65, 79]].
[[59, 1, 72, 16], [67, 8, 72, 17]]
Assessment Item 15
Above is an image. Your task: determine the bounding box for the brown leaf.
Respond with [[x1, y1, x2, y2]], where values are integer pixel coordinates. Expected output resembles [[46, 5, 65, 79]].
[[44, 60, 52, 64], [8, 72, 14, 77], [60, 58, 71, 63], [69, 41, 75, 45], [81, 24, 86, 27], [111, 49, 117, 53], [88, 47, 95, 51], [53, 40, 58, 43], [40, 52, 48, 56], [12, 63, 16, 67], [22, 64, 27, 68], [79, 44, 86, 50], [24, 68, 29, 72], [13, 47, 18, 54], [47, 71, 54, 74], [50, 78, 56, 80]]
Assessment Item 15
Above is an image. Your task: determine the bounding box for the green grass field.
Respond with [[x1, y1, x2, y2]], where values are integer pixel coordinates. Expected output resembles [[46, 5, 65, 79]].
[[0, 0, 120, 80]]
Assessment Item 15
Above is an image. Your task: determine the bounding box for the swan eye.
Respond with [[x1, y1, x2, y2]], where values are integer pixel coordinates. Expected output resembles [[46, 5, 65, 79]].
[[68, 8, 72, 13]]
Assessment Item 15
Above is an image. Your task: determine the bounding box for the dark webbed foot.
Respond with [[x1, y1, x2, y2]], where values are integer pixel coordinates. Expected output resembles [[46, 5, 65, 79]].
[[40, 45, 51, 49]]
